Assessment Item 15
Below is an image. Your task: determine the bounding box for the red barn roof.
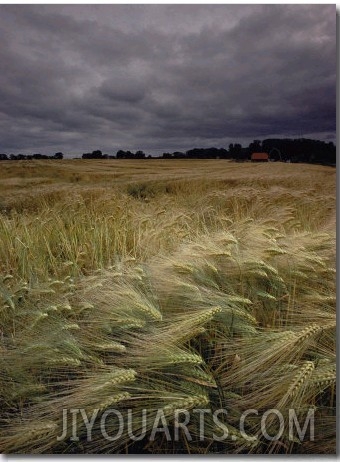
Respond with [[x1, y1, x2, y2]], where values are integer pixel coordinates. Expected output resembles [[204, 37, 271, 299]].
[[251, 152, 269, 160]]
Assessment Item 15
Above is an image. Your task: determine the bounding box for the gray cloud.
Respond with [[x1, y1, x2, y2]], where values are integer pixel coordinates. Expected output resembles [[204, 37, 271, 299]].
[[0, 4, 335, 156]]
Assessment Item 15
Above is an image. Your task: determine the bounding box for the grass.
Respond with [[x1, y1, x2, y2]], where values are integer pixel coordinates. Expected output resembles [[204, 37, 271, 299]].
[[0, 159, 336, 454]]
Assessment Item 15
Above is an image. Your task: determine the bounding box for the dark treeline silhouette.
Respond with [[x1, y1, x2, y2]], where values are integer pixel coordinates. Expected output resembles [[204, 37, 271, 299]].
[[0, 152, 63, 161], [0, 138, 336, 165], [82, 150, 148, 159], [82, 150, 108, 159], [88, 139, 334, 164], [161, 138, 336, 165]]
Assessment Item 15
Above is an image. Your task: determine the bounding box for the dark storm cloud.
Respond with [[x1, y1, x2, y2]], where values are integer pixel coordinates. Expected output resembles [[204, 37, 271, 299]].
[[0, 4, 335, 156]]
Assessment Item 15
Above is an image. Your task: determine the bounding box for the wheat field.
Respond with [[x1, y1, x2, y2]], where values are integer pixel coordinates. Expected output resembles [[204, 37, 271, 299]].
[[0, 159, 336, 454]]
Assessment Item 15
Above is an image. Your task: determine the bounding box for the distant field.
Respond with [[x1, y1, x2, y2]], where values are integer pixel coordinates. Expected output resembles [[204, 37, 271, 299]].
[[0, 160, 336, 454]]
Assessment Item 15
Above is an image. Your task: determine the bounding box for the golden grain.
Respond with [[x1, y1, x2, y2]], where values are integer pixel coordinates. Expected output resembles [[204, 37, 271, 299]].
[[0, 160, 335, 454]]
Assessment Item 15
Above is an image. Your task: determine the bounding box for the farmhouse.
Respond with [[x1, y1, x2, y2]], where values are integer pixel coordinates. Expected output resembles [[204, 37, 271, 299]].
[[251, 152, 269, 162]]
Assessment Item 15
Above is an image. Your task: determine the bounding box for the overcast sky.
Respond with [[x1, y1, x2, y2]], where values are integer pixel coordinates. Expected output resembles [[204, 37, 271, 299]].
[[0, 4, 336, 156]]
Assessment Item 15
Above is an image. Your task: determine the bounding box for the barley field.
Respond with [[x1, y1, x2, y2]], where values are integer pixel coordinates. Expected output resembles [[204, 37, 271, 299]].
[[0, 159, 336, 454]]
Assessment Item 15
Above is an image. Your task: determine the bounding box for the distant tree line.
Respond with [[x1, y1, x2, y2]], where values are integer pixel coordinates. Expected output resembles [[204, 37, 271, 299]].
[[161, 139, 335, 164], [0, 139, 336, 165], [80, 139, 335, 164], [0, 152, 63, 161], [82, 149, 149, 159]]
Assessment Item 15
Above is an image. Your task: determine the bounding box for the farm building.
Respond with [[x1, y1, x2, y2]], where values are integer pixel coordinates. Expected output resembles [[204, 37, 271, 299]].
[[251, 152, 269, 162]]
